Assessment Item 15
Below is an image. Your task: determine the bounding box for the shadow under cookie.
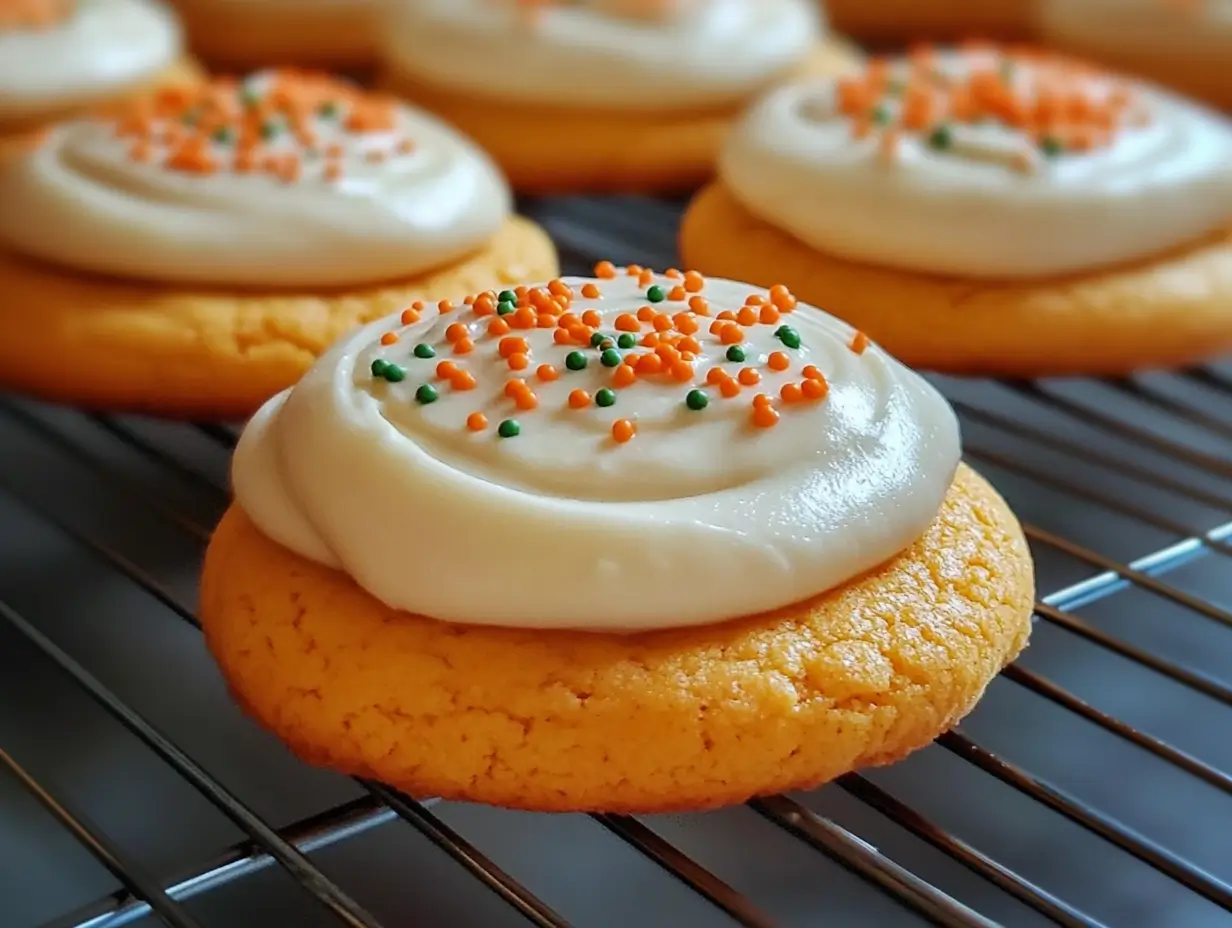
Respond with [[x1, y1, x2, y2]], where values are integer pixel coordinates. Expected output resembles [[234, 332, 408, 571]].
[[379, 40, 863, 195], [199, 463, 1034, 814], [680, 183, 1232, 377], [0, 217, 558, 420]]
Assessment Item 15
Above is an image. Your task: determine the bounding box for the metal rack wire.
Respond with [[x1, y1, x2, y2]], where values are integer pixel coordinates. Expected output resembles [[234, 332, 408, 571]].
[[1, 195, 1230, 928]]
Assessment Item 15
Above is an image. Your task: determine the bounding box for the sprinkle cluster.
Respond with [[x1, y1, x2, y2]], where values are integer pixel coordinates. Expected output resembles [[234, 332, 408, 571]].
[[369, 263, 871, 446], [0, 0, 70, 29], [835, 44, 1149, 174], [107, 71, 411, 182]]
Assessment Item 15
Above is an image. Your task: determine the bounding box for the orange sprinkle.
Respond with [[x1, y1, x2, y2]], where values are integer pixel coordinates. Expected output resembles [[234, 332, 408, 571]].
[[637, 354, 664, 375], [759, 305, 781, 325], [767, 352, 790, 372], [451, 370, 477, 391], [802, 365, 824, 381], [671, 313, 698, 335], [453, 337, 474, 355], [640, 332, 660, 348], [472, 293, 496, 316], [614, 364, 638, 387], [380, 332, 399, 346], [683, 271, 705, 293], [637, 270, 654, 287], [488, 318, 511, 337], [738, 368, 761, 386], [717, 310, 738, 322], [850, 331, 871, 354], [568, 389, 591, 409], [437, 299, 454, 314], [655, 343, 682, 364], [653, 314, 673, 333], [719, 324, 744, 346], [780, 382, 804, 403], [769, 285, 797, 312], [537, 313, 556, 329], [802, 376, 829, 400], [582, 309, 602, 328], [536, 364, 559, 382], [753, 405, 780, 429], [626, 264, 643, 277], [706, 367, 730, 386], [745, 294, 767, 307], [612, 419, 636, 443], [665, 268, 683, 279], [581, 282, 602, 298], [736, 307, 758, 326], [668, 286, 687, 301], [400, 309, 420, 325], [670, 361, 694, 383], [504, 379, 529, 398], [499, 336, 529, 358], [719, 379, 742, 399], [528, 288, 554, 310], [615, 313, 641, 332], [548, 279, 572, 298], [466, 412, 488, 432], [511, 307, 536, 329], [595, 261, 617, 279], [553, 328, 573, 345], [637, 306, 657, 323], [445, 323, 467, 343], [752, 393, 773, 408], [412, 300, 426, 310], [508, 352, 530, 371], [678, 336, 701, 355], [436, 360, 458, 378], [688, 296, 710, 316]]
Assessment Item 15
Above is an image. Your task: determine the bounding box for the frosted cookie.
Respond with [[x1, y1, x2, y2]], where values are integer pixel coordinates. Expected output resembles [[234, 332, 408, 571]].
[[825, 0, 1032, 43], [1038, 0, 1232, 110], [170, 0, 377, 68], [0, 71, 557, 418], [681, 45, 1232, 376], [200, 265, 1034, 813], [0, 0, 200, 147], [377, 0, 862, 193]]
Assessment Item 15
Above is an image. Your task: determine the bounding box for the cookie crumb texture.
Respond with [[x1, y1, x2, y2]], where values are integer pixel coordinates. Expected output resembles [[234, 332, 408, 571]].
[[201, 464, 1033, 813], [0, 216, 557, 418], [681, 184, 1232, 376]]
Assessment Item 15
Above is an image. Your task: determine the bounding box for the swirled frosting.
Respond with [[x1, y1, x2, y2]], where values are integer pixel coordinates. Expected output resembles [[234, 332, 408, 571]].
[[0, 71, 510, 287], [0, 0, 181, 122], [233, 266, 961, 632], [380, 0, 821, 111], [721, 45, 1232, 279]]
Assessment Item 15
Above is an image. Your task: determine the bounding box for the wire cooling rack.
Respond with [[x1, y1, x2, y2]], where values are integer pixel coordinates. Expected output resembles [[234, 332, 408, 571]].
[[1, 195, 1231, 928]]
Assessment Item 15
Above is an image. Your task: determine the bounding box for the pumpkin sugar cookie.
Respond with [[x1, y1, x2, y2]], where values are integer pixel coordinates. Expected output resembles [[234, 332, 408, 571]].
[[0, 0, 201, 152], [1038, 0, 1232, 111], [170, 0, 378, 69], [681, 45, 1232, 376], [377, 0, 863, 194], [200, 265, 1034, 813], [0, 71, 557, 418]]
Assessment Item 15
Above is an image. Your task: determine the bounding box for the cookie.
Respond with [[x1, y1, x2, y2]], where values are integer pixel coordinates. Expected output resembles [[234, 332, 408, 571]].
[[1037, 0, 1232, 111], [378, 0, 862, 194], [681, 45, 1232, 376], [0, 71, 558, 418], [824, 0, 1032, 42], [199, 268, 1034, 813]]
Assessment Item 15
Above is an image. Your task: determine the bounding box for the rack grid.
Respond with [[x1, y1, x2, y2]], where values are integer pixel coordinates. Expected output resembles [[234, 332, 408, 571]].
[[1, 195, 1230, 928]]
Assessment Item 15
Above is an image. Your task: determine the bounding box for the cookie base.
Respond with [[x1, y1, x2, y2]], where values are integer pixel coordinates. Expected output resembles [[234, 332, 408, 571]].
[[680, 183, 1232, 377], [0, 217, 558, 419], [379, 39, 862, 195], [200, 464, 1034, 814], [824, 0, 1032, 42]]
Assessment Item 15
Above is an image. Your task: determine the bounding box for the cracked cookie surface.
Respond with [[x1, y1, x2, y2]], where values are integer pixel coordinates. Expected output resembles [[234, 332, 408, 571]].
[[680, 183, 1232, 377], [0, 216, 557, 418], [200, 463, 1033, 813]]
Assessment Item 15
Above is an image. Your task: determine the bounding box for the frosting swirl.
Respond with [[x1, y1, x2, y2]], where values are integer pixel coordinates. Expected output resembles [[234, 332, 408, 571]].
[[380, 0, 821, 111], [0, 0, 181, 122], [233, 266, 960, 632], [720, 45, 1232, 279], [0, 71, 510, 287]]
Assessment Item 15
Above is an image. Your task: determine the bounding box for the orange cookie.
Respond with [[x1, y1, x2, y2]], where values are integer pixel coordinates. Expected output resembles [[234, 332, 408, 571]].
[[0, 71, 558, 419], [199, 266, 1033, 813], [681, 45, 1232, 376], [824, 0, 1033, 42], [378, 1, 862, 193]]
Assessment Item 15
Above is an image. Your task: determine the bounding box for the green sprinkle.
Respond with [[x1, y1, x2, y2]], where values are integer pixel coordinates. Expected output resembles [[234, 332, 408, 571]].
[[317, 100, 339, 118], [415, 383, 438, 404], [1039, 136, 1065, 158], [725, 345, 746, 363], [382, 364, 406, 383], [498, 418, 521, 438], [685, 389, 709, 411], [413, 343, 436, 359], [498, 289, 517, 304], [646, 285, 666, 303], [259, 120, 279, 141], [870, 104, 892, 126], [595, 388, 616, 408], [211, 126, 233, 144], [776, 326, 801, 350], [497, 300, 516, 315], [590, 332, 607, 348], [370, 359, 388, 377], [565, 350, 588, 371], [239, 86, 262, 108], [600, 348, 622, 368], [617, 333, 637, 350], [927, 124, 954, 151]]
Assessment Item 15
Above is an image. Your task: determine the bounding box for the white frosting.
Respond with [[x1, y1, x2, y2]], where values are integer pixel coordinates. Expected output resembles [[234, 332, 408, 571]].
[[0, 0, 181, 121], [721, 49, 1232, 279], [380, 0, 821, 111], [233, 272, 961, 632], [0, 71, 511, 287], [1039, 0, 1232, 61]]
